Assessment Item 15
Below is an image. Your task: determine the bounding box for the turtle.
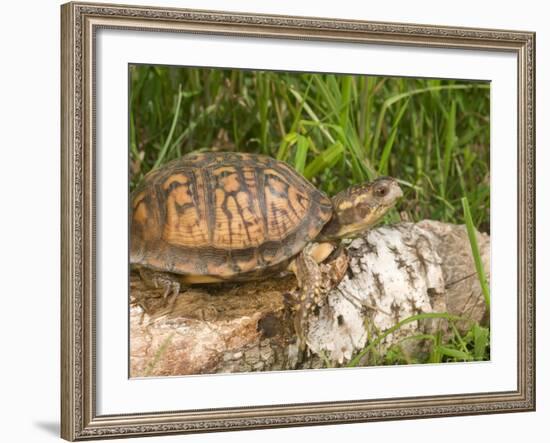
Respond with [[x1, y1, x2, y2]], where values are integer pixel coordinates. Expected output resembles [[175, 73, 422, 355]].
[[130, 151, 403, 346]]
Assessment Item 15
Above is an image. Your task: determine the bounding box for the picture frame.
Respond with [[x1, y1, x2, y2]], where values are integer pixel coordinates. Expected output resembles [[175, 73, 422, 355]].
[[61, 1, 536, 440]]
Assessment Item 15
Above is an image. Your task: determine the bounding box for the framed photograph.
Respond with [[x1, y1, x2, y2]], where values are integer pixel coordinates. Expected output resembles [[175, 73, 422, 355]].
[[61, 1, 535, 440]]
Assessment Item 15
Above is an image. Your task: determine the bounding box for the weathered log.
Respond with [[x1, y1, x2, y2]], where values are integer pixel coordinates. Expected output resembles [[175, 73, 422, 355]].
[[130, 220, 490, 377]]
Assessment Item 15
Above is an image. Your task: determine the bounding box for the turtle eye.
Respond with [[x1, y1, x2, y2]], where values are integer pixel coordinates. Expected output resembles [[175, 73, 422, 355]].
[[375, 185, 388, 198]]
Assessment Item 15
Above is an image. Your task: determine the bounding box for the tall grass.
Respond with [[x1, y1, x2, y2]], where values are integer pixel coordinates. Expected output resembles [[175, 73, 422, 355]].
[[129, 65, 490, 231]]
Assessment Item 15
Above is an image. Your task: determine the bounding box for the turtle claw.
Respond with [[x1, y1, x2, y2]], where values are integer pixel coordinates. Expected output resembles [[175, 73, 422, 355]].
[[139, 268, 183, 307], [160, 279, 180, 300], [158, 280, 179, 310]]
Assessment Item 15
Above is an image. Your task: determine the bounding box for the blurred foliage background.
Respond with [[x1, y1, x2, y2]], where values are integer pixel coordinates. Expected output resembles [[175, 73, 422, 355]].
[[130, 65, 490, 232]]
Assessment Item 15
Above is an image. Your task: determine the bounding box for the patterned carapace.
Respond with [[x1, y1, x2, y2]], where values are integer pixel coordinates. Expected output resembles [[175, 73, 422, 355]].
[[130, 152, 333, 280]]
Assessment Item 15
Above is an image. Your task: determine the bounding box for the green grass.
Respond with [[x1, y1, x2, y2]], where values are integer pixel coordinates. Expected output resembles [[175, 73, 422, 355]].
[[129, 65, 491, 366], [347, 313, 490, 367], [462, 197, 491, 312], [129, 65, 490, 232]]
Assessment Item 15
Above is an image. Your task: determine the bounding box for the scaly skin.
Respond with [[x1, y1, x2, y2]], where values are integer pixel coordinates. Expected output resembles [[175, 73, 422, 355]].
[[293, 245, 324, 350], [292, 244, 349, 350]]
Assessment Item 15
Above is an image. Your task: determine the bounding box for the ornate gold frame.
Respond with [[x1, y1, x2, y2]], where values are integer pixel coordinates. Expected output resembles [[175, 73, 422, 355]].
[[61, 2, 535, 440]]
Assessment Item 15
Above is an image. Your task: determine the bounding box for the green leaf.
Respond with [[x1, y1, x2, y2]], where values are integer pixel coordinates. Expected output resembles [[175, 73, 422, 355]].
[[293, 135, 309, 174], [473, 324, 490, 360], [304, 142, 344, 179], [276, 132, 298, 161], [437, 346, 473, 361]]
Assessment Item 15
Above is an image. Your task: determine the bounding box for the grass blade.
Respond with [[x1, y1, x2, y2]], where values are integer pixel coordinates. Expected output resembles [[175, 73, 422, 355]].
[[461, 197, 490, 312], [304, 142, 344, 179], [293, 135, 309, 174], [276, 132, 298, 161], [348, 312, 465, 367], [377, 98, 409, 175], [436, 346, 473, 361], [442, 100, 457, 196], [371, 83, 488, 160], [288, 87, 335, 144], [473, 324, 490, 360], [152, 84, 184, 170]]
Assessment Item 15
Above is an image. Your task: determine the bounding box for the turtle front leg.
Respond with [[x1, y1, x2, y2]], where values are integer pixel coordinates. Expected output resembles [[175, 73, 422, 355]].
[[138, 268, 182, 306], [290, 243, 349, 351], [292, 245, 326, 350], [320, 244, 349, 290]]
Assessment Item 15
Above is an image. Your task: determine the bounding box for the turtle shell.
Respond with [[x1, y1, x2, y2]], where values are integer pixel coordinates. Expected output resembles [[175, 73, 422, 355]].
[[130, 152, 333, 280]]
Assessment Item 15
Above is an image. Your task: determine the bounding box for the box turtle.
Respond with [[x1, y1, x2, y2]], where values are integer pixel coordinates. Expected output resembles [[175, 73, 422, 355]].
[[131, 151, 402, 346]]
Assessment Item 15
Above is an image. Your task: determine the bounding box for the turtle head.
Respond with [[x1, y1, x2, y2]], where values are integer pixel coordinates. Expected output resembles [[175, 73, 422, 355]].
[[318, 177, 403, 240]]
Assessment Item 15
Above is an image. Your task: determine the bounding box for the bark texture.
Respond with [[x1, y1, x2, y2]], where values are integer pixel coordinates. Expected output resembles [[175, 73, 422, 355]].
[[130, 220, 490, 377]]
